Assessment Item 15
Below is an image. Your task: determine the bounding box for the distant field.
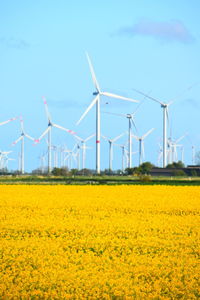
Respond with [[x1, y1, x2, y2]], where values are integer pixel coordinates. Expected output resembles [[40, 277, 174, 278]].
[[1, 175, 200, 185], [0, 185, 199, 299]]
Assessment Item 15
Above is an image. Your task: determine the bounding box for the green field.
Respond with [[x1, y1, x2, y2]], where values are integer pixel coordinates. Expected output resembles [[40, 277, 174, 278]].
[[0, 175, 200, 185]]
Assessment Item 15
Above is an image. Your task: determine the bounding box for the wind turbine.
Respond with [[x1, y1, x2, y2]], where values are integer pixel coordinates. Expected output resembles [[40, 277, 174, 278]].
[[12, 117, 35, 174], [38, 151, 47, 173], [133, 83, 198, 167], [102, 99, 146, 168], [37, 97, 77, 174], [157, 143, 163, 167], [169, 133, 187, 163], [63, 144, 77, 170], [132, 128, 155, 166], [114, 143, 128, 172], [103, 111, 139, 169], [0, 150, 12, 170], [133, 89, 174, 168], [73, 133, 95, 169], [192, 145, 196, 165], [76, 53, 139, 174], [102, 132, 125, 171]]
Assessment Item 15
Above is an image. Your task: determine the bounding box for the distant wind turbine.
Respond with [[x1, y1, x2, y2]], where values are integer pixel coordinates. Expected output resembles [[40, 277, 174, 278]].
[[132, 128, 155, 166], [12, 117, 35, 174], [102, 102, 142, 168], [102, 132, 125, 171], [37, 97, 77, 173], [73, 133, 95, 169], [133, 89, 174, 168], [133, 83, 198, 167], [76, 52, 139, 174]]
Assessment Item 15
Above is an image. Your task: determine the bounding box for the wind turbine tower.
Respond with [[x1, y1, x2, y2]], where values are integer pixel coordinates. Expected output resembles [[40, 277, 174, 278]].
[[77, 53, 139, 174]]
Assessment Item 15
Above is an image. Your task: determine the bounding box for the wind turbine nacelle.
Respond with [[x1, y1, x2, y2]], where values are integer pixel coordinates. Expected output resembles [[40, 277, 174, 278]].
[[93, 92, 98, 96]]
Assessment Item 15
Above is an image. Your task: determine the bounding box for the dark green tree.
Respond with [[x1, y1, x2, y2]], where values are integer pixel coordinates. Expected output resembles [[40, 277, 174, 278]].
[[166, 161, 185, 169]]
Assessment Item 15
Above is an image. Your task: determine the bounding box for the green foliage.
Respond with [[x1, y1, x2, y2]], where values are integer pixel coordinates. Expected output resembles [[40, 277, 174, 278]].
[[173, 170, 186, 177], [166, 161, 185, 169], [125, 163, 154, 175], [70, 169, 79, 176], [125, 167, 138, 175], [52, 167, 69, 176], [138, 162, 154, 174]]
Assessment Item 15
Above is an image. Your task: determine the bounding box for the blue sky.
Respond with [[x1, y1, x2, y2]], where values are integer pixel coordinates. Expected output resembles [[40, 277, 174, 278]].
[[0, 0, 200, 172]]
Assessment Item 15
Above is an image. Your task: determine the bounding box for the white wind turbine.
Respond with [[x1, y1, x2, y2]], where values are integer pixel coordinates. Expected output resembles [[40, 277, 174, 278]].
[[186, 136, 196, 165], [114, 144, 126, 173], [169, 134, 187, 163], [102, 132, 125, 171], [132, 128, 155, 166], [38, 151, 47, 173], [72, 143, 81, 170], [157, 143, 163, 167], [63, 144, 77, 170], [133, 89, 174, 168], [103, 107, 140, 169], [12, 117, 35, 174], [73, 133, 95, 169], [133, 83, 198, 167], [76, 53, 139, 174], [0, 150, 12, 170], [37, 97, 77, 173], [192, 145, 196, 165]]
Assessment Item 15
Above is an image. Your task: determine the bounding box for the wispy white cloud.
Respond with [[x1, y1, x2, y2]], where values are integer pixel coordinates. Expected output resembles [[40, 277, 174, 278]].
[[0, 37, 30, 49], [116, 19, 195, 44]]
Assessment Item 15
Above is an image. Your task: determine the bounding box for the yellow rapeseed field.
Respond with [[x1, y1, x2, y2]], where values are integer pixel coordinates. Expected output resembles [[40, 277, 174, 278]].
[[0, 185, 199, 299]]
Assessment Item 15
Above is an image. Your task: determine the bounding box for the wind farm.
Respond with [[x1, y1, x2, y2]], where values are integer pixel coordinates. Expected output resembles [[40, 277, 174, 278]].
[[0, 51, 199, 177], [0, 53, 199, 175]]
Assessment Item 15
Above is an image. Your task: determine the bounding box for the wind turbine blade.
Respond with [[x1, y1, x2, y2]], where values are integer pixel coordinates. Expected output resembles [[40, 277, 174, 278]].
[[42, 96, 52, 122], [168, 81, 200, 103], [19, 116, 25, 132], [84, 133, 95, 142], [53, 123, 76, 136], [101, 92, 139, 103], [76, 95, 99, 125], [0, 116, 18, 126], [131, 92, 150, 115], [101, 135, 108, 141], [24, 133, 35, 141], [72, 143, 77, 152], [133, 88, 163, 105], [175, 133, 187, 144], [38, 127, 50, 141], [142, 128, 155, 140], [132, 134, 139, 140], [112, 132, 125, 143], [12, 136, 23, 145], [73, 134, 83, 142], [86, 52, 100, 92], [131, 118, 137, 132], [2, 151, 12, 155], [167, 101, 173, 107]]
